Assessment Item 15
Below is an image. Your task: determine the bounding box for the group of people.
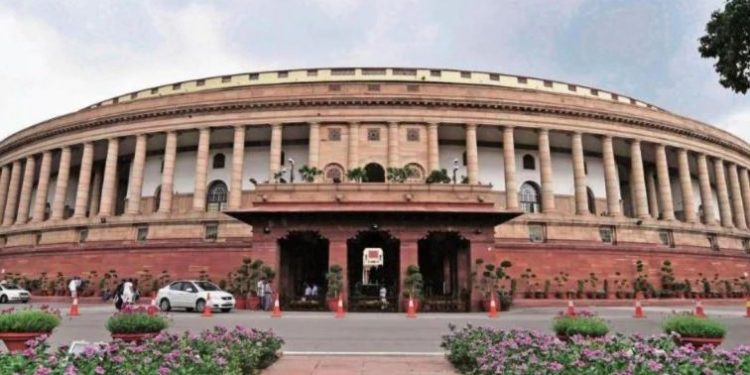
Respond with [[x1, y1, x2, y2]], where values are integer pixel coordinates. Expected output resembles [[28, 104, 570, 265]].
[[256, 277, 274, 310], [301, 282, 320, 301], [69, 276, 138, 311]]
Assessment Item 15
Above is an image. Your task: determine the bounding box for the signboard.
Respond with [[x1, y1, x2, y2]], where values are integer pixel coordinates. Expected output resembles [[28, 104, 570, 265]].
[[363, 247, 383, 266]]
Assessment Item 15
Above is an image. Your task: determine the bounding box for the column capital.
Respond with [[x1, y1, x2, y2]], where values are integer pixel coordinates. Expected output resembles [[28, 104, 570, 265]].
[[428, 122, 439, 129], [629, 138, 641, 146], [465, 123, 478, 130], [537, 127, 549, 135], [271, 123, 283, 130]]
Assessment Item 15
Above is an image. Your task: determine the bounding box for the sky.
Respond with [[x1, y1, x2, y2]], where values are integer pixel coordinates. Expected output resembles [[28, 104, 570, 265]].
[[0, 0, 748, 141]]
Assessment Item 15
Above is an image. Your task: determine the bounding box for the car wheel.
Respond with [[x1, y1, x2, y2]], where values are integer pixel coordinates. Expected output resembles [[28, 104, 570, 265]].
[[0, 295, 7, 303], [195, 299, 206, 313], [221, 308, 231, 313], [159, 298, 171, 312]]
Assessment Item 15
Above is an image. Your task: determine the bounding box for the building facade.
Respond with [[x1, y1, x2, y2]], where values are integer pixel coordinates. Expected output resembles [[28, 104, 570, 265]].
[[0, 67, 748, 309]]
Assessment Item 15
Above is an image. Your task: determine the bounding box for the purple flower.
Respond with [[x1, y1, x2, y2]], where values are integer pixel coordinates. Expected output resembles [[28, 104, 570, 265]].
[[647, 360, 662, 372], [94, 366, 105, 375], [63, 365, 78, 375], [33, 367, 51, 375], [548, 362, 563, 371], [158, 367, 170, 375]]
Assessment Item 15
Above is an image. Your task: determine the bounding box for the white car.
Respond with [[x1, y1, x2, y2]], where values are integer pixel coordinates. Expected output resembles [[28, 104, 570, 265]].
[[156, 280, 235, 313], [0, 284, 30, 303]]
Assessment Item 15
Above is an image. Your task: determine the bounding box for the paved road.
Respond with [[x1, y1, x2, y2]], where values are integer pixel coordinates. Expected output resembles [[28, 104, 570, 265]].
[[12, 303, 750, 353]]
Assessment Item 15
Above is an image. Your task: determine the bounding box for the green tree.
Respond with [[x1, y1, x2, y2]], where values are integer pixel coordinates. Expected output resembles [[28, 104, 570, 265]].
[[698, 0, 750, 93]]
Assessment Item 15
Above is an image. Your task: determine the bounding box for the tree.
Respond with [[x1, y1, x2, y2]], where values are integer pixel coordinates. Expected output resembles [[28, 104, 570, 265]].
[[698, 0, 750, 94]]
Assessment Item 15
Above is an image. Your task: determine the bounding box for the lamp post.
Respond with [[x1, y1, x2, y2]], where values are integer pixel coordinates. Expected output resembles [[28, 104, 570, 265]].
[[288, 158, 295, 183], [452, 158, 460, 184]]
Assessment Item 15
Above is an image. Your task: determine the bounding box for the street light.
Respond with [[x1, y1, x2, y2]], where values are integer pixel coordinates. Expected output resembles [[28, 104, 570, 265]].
[[288, 157, 296, 183], [452, 158, 460, 184]]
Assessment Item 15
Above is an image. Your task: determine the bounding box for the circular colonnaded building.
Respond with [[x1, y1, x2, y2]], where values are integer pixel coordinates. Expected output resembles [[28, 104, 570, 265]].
[[0, 67, 748, 311]]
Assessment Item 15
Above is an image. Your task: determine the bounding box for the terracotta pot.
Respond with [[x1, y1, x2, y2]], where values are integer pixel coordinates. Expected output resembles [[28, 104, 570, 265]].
[[327, 298, 339, 312], [401, 298, 420, 312], [675, 336, 723, 349], [234, 296, 247, 310], [246, 296, 261, 310], [111, 332, 159, 344], [0, 332, 49, 352]]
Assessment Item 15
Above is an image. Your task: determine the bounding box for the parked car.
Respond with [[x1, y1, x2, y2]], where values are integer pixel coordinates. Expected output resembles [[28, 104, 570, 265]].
[[0, 283, 31, 303], [156, 280, 235, 313]]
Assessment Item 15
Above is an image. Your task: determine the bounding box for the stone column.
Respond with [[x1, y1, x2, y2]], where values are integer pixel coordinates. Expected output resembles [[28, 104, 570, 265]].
[[713, 158, 733, 227], [193, 128, 210, 211], [16, 156, 36, 224], [348, 123, 359, 171], [571, 132, 588, 215], [229, 125, 246, 209], [73, 142, 94, 218], [655, 144, 675, 220], [51, 148, 71, 220], [308, 122, 320, 169], [99, 138, 119, 218], [89, 167, 102, 218], [31, 152, 52, 223], [602, 135, 621, 216], [465, 124, 479, 184], [740, 168, 750, 225], [503, 126, 518, 210], [388, 122, 399, 169], [428, 123, 439, 172], [538, 129, 555, 213], [697, 154, 717, 225], [677, 149, 697, 223], [728, 163, 747, 229], [630, 140, 649, 219], [2, 161, 22, 225], [126, 135, 147, 215], [269, 124, 282, 181], [158, 131, 177, 214], [0, 166, 11, 221], [646, 171, 659, 219]]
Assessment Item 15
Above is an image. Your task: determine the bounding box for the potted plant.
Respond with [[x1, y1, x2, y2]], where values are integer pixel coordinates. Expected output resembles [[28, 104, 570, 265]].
[[299, 165, 323, 183], [472, 259, 513, 310], [345, 167, 368, 183], [325, 265, 344, 311], [401, 265, 424, 312], [230, 257, 266, 310], [663, 314, 726, 348], [425, 169, 452, 184], [106, 305, 169, 343], [0, 306, 61, 352], [552, 311, 609, 342]]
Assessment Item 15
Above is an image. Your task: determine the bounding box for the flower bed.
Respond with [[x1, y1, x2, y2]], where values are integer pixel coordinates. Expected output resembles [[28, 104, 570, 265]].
[[442, 325, 750, 374], [0, 326, 283, 374]]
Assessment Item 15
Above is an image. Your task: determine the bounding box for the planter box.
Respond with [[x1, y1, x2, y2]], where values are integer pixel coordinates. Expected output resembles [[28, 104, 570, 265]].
[[0, 332, 49, 352], [675, 336, 723, 349], [111, 332, 159, 344]]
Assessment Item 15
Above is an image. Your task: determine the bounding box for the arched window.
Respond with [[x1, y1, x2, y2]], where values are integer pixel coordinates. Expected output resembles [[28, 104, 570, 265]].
[[324, 163, 345, 183], [212, 154, 226, 169], [364, 163, 385, 183], [519, 181, 541, 213], [587, 187, 596, 214], [206, 180, 228, 212], [405, 163, 425, 183], [522, 154, 536, 170]]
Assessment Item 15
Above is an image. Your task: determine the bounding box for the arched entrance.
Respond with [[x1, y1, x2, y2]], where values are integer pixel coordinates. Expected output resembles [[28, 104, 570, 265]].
[[278, 231, 329, 310], [364, 163, 385, 183], [347, 229, 399, 311], [418, 231, 470, 312]]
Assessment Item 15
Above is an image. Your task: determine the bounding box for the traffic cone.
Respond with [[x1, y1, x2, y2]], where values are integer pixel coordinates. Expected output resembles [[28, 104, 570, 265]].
[[406, 295, 417, 318], [488, 295, 498, 318], [271, 294, 282, 318], [68, 297, 79, 317], [147, 297, 158, 316], [335, 295, 345, 318], [694, 299, 706, 318], [201, 293, 212, 317], [633, 299, 645, 319], [565, 300, 576, 316], [745, 297, 750, 318]]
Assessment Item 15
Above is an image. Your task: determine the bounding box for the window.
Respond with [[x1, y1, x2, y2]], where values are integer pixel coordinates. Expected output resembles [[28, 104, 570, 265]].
[[460, 71, 471, 78], [249, 73, 259, 80], [196, 79, 205, 86], [405, 163, 425, 183], [324, 163, 345, 183], [34, 233, 42, 245], [362, 68, 386, 75], [406, 128, 420, 142], [543, 80, 553, 88], [599, 226, 615, 243], [406, 84, 419, 92], [221, 76, 231, 83], [206, 181, 228, 212], [172, 83, 181, 90], [204, 223, 218, 241], [212, 154, 226, 169], [568, 84, 576, 92], [130, 93, 138, 99], [307, 69, 318, 77], [489, 73, 499, 81], [517, 77, 527, 84], [331, 68, 355, 76], [368, 84, 380, 92], [430, 70, 441, 77], [367, 128, 381, 141], [112, 98, 119, 104], [707, 234, 719, 251], [328, 128, 341, 141], [590, 88, 599, 96], [658, 230, 674, 247], [630, 98, 637, 105], [528, 223, 546, 243], [743, 238, 750, 253], [78, 229, 88, 244], [278, 71, 288, 78], [611, 93, 619, 100], [393, 69, 417, 76], [151, 88, 159, 94], [522, 154, 536, 170], [136, 226, 149, 242], [519, 182, 541, 213]]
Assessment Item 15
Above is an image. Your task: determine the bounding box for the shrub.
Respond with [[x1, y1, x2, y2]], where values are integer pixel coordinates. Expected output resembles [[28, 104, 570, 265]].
[[0, 307, 61, 333], [105, 306, 168, 334], [552, 315, 609, 338], [663, 314, 726, 338]]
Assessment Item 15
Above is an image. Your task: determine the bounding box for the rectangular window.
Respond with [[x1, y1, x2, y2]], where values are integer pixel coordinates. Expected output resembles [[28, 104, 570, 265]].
[[196, 79, 205, 86], [707, 234, 719, 251], [277, 71, 288, 78], [599, 226, 615, 244], [611, 93, 619, 100], [307, 69, 318, 77], [328, 128, 341, 141], [151, 88, 159, 94], [204, 224, 218, 241], [543, 80, 553, 88], [331, 68, 355, 76], [393, 69, 417, 76], [430, 70, 441, 77], [130, 92, 138, 99], [406, 128, 420, 142], [136, 226, 149, 242], [78, 229, 88, 244], [221, 76, 232, 83], [658, 230, 674, 247], [590, 88, 599, 96], [517, 77, 527, 84], [460, 71, 471, 78], [362, 68, 386, 75], [367, 84, 380, 92], [112, 98, 119, 104], [528, 223, 546, 243], [367, 128, 381, 141], [489, 73, 500, 81], [172, 83, 181, 90], [568, 84, 576, 92], [249, 73, 259, 80]]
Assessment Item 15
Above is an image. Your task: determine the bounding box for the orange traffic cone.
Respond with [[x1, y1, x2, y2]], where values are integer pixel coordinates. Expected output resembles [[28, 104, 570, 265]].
[[68, 297, 80, 317], [633, 299, 645, 319], [565, 300, 576, 316], [335, 295, 345, 318], [488, 295, 498, 318], [694, 299, 706, 318], [271, 294, 282, 318], [406, 295, 417, 318], [202, 293, 213, 317], [148, 297, 158, 316], [745, 297, 750, 318]]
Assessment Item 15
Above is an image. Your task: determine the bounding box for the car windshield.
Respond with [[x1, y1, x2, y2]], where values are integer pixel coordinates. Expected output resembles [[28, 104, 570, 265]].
[[195, 282, 221, 291], [2, 284, 19, 290]]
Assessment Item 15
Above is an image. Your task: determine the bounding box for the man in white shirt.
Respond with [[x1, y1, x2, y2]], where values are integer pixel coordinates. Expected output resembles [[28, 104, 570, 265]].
[[68, 277, 79, 299], [256, 278, 266, 310]]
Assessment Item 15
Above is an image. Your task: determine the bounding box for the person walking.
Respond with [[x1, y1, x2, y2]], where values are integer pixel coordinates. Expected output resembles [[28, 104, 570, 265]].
[[264, 280, 274, 311], [256, 277, 266, 310], [114, 280, 125, 311], [122, 279, 135, 307], [68, 276, 80, 300]]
